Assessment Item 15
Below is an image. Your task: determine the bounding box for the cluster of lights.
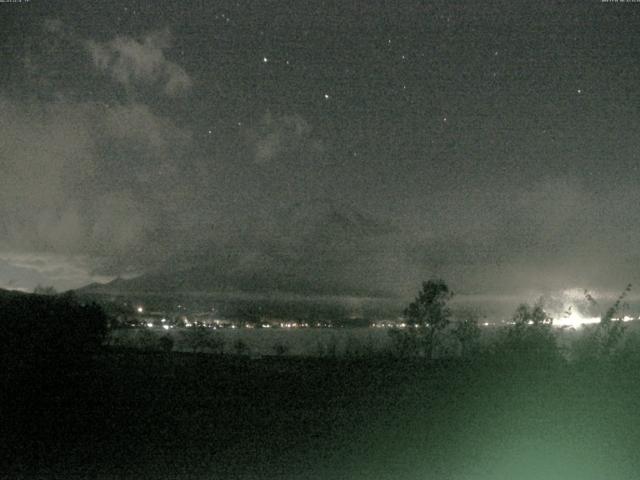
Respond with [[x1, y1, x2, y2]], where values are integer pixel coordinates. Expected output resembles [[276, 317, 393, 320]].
[[145, 322, 174, 330], [279, 322, 309, 329], [134, 303, 638, 332], [371, 321, 419, 329], [553, 312, 636, 329]]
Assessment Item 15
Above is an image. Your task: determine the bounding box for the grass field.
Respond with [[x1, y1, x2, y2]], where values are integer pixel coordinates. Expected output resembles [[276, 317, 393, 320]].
[[3, 351, 640, 479]]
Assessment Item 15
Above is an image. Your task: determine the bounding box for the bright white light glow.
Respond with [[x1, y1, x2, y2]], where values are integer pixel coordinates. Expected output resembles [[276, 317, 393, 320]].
[[551, 304, 637, 329], [553, 308, 602, 329]]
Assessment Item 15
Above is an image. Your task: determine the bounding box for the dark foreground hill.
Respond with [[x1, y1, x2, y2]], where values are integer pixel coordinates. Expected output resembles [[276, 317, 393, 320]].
[[0, 288, 107, 365]]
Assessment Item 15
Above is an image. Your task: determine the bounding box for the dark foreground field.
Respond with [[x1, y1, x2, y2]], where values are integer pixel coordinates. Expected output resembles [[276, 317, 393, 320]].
[[3, 352, 640, 479]]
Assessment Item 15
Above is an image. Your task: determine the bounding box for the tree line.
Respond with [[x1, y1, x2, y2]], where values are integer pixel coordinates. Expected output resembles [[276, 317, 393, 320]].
[[1, 280, 637, 375], [390, 279, 635, 364]]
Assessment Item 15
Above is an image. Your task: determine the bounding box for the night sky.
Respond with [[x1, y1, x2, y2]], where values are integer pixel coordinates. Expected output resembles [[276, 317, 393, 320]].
[[2, 1, 640, 308]]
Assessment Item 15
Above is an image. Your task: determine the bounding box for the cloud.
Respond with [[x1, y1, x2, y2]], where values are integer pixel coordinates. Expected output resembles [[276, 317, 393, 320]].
[[249, 112, 313, 164], [0, 99, 96, 252], [0, 95, 195, 276], [390, 174, 640, 299], [0, 252, 113, 292], [0, 21, 201, 286], [2, 89, 638, 300], [87, 29, 192, 96], [103, 102, 192, 153], [7, 20, 640, 303], [90, 192, 153, 252], [43, 18, 64, 34]]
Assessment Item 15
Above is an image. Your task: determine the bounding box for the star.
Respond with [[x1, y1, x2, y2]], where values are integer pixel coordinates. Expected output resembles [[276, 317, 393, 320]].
[[577, 88, 582, 94], [263, 56, 268, 63]]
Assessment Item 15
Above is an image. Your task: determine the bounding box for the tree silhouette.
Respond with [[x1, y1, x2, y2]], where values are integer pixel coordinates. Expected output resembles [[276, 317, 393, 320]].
[[573, 284, 631, 361], [403, 279, 453, 358], [159, 335, 174, 353], [499, 301, 559, 363], [33, 285, 57, 296], [0, 290, 108, 395], [453, 309, 482, 359], [599, 283, 631, 356]]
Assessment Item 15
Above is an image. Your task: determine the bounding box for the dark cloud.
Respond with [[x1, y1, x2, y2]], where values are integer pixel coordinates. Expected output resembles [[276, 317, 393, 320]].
[[1, 3, 640, 309]]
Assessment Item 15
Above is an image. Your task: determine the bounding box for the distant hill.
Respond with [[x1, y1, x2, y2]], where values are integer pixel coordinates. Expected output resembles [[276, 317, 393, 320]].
[[75, 264, 395, 299], [0, 287, 28, 300], [78, 203, 404, 299]]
